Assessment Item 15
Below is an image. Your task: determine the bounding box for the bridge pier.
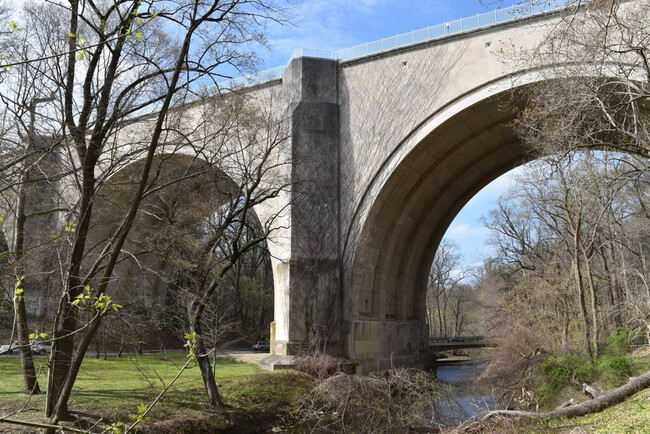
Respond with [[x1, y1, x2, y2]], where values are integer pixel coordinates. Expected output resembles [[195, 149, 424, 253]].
[[272, 56, 344, 355]]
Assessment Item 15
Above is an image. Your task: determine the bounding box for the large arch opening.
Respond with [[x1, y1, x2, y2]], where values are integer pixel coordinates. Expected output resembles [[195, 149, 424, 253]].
[[346, 76, 650, 372], [345, 85, 541, 370], [85, 154, 275, 352]]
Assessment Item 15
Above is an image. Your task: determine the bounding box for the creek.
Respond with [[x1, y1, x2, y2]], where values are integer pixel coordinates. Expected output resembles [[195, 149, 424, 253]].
[[435, 359, 497, 426]]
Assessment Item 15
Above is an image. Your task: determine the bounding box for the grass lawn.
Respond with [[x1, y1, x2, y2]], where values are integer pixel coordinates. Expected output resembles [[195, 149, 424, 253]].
[[0, 353, 313, 433]]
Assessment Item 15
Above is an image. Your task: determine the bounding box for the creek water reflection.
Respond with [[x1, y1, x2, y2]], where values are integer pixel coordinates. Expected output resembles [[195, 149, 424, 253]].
[[435, 360, 497, 426]]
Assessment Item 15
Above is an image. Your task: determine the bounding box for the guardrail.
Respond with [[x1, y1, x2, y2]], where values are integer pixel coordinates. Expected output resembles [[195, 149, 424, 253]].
[[216, 0, 565, 90]]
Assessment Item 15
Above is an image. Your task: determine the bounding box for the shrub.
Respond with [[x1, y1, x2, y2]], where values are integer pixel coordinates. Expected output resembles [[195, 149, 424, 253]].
[[292, 352, 349, 380], [606, 327, 633, 357], [536, 354, 595, 407], [296, 368, 448, 433], [597, 355, 634, 389]]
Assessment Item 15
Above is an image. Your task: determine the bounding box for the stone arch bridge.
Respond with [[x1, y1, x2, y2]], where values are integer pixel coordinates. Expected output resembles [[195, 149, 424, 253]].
[[3, 4, 617, 373]]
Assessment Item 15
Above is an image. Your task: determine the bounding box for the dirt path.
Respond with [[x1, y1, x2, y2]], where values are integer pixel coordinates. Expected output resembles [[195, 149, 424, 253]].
[[219, 349, 270, 364]]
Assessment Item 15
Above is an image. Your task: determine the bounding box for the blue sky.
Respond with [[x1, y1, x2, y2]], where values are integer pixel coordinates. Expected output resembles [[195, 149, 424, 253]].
[[260, 0, 522, 68], [260, 0, 524, 268], [444, 168, 522, 269]]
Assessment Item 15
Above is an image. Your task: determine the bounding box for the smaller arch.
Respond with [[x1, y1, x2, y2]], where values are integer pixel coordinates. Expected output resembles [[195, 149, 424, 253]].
[[87, 153, 278, 345]]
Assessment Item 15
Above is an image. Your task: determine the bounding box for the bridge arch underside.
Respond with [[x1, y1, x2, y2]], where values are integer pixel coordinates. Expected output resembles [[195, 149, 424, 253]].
[[347, 91, 530, 372], [87, 154, 275, 344]]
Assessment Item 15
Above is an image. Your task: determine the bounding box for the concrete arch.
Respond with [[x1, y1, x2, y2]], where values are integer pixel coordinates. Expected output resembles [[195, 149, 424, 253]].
[[88, 153, 277, 315], [344, 76, 551, 371], [93, 151, 287, 262]]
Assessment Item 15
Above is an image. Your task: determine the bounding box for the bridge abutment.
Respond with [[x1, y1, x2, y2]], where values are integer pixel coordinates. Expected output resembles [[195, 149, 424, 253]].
[[346, 319, 432, 373]]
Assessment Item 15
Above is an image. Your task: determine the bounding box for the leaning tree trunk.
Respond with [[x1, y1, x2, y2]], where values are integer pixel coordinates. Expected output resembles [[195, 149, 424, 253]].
[[13, 167, 41, 395], [191, 314, 224, 407]]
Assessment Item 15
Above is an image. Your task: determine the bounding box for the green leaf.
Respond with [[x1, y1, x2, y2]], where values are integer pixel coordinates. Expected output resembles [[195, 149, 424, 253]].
[[136, 32, 144, 39], [29, 333, 36, 339], [9, 20, 21, 32], [71, 299, 81, 306], [0, 215, 4, 223], [39, 333, 48, 339]]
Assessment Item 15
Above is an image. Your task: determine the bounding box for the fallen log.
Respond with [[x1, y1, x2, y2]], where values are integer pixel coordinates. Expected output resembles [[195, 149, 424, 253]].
[[582, 383, 601, 399], [483, 369, 650, 420], [557, 398, 576, 408]]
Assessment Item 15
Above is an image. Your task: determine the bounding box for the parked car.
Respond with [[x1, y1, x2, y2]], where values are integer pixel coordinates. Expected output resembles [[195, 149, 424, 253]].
[[251, 341, 270, 351], [31, 341, 52, 355], [0, 342, 18, 354]]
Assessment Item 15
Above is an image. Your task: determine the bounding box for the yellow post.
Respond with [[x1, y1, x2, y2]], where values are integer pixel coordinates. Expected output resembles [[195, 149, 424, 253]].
[[269, 321, 276, 354]]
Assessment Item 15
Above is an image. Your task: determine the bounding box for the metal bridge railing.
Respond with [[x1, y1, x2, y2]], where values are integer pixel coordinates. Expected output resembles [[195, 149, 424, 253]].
[[216, 0, 565, 91], [292, 0, 564, 62]]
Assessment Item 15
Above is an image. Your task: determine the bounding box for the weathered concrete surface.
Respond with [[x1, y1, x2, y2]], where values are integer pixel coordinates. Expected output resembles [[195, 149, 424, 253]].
[[281, 57, 342, 355], [337, 13, 561, 371]]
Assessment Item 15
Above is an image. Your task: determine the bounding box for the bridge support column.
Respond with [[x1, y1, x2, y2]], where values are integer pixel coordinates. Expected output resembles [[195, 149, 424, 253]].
[[273, 56, 343, 355]]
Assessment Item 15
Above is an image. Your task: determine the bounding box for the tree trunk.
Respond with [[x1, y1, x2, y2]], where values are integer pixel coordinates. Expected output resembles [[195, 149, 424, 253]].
[[191, 314, 224, 407], [582, 250, 600, 358], [572, 219, 593, 360], [601, 242, 623, 328], [484, 369, 650, 420], [14, 290, 41, 395], [13, 165, 41, 395], [436, 289, 444, 337], [561, 313, 570, 352]]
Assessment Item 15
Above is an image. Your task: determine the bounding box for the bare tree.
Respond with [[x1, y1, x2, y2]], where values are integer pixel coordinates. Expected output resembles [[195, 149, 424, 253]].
[[426, 240, 469, 338], [514, 0, 650, 159], [0, 0, 290, 428]]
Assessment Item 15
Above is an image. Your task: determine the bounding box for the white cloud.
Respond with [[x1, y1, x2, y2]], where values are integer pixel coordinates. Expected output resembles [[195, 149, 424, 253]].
[[446, 223, 490, 239]]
